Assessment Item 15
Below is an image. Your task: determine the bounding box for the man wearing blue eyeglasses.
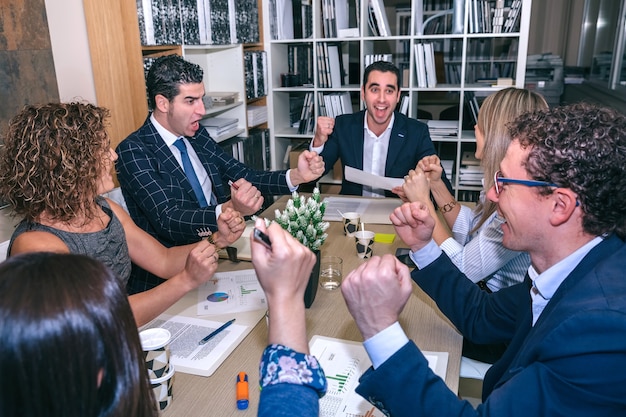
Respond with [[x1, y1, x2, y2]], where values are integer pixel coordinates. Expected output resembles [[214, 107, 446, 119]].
[[341, 102, 626, 416]]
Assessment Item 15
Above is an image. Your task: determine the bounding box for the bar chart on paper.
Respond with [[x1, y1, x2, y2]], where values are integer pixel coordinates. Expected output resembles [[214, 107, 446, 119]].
[[310, 335, 448, 417], [197, 269, 267, 315], [310, 335, 382, 417]]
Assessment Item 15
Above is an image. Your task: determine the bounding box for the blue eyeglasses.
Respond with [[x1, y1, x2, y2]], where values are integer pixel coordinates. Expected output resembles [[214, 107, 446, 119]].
[[493, 170, 558, 196]]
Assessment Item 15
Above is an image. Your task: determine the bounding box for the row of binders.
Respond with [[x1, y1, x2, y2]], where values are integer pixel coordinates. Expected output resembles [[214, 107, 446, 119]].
[[268, 0, 313, 40], [317, 43, 345, 88], [318, 92, 353, 118], [243, 51, 268, 100], [218, 128, 272, 172], [321, 0, 360, 38], [287, 44, 315, 86], [367, 0, 391, 36], [296, 92, 316, 134], [469, 0, 523, 34], [414, 43, 439, 88], [364, 53, 392, 67], [137, 0, 260, 45]]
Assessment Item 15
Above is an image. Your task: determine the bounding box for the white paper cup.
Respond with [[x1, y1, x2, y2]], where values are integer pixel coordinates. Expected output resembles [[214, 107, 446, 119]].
[[140, 328, 171, 379], [150, 364, 175, 411], [342, 212, 361, 237], [354, 231, 375, 259]]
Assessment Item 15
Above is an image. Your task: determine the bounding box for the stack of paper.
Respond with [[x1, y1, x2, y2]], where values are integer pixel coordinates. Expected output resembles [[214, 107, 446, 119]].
[[427, 120, 458, 140], [200, 117, 240, 137], [459, 151, 483, 186], [247, 105, 268, 127]]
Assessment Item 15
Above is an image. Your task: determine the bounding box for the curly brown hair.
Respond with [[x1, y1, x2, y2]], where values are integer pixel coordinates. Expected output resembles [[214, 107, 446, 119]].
[[508, 102, 626, 239], [0, 102, 111, 223]]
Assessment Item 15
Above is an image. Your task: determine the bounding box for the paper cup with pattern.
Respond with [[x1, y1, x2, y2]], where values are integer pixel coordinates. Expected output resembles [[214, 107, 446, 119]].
[[140, 328, 171, 379], [150, 364, 175, 411], [342, 212, 361, 237], [354, 231, 375, 259]]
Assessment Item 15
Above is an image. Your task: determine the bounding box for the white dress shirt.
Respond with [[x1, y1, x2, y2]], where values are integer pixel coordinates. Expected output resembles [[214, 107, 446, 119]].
[[150, 115, 222, 216], [310, 114, 395, 197], [362, 113, 394, 197]]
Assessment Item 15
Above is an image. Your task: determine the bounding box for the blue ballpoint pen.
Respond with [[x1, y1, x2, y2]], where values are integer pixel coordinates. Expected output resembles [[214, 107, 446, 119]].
[[199, 318, 236, 345]]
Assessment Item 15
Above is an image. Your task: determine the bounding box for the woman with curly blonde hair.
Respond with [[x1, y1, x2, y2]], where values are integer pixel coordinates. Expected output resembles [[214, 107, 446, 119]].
[[0, 102, 244, 326]]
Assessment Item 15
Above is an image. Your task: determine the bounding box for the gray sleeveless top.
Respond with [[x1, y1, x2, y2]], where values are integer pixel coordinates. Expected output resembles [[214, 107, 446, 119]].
[[8, 197, 132, 285]]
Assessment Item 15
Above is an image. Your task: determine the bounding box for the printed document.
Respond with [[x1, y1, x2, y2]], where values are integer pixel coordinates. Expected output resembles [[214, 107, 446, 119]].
[[196, 269, 267, 316], [310, 335, 448, 417], [322, 196, 401, 224], [344, 166, 404, 191], [142, 315, 248, 377]]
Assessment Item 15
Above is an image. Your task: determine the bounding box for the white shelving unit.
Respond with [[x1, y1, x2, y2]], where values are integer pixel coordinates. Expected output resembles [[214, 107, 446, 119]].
[[262, 0, 533, 201], [184, 45, 248, 143]]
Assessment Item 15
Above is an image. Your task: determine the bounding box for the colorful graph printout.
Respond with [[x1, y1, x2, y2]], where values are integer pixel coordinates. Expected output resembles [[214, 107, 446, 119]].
[[207, 292, 229, 302], [197, 269, 266, 315], [310, 335, 448, 417]]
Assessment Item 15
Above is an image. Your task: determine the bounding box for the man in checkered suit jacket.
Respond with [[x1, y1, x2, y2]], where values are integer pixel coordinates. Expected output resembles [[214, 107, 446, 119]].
[[116, 55, 324, 293]]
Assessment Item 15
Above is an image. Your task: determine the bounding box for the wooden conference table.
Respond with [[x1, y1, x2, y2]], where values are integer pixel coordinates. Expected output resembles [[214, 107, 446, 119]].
[[162, 195, 462, 416]]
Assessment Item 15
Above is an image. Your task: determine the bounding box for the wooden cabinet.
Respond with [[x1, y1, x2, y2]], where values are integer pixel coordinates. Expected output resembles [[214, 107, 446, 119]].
[[82, 0, 148, 151]]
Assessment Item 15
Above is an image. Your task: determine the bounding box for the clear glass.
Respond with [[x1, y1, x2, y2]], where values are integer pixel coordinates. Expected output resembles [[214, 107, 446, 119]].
[[319, 256, 343, 291]]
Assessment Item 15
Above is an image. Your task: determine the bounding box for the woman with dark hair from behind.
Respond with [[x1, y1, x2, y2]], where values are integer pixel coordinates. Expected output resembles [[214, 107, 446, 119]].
[[0, 252, 158, 417]]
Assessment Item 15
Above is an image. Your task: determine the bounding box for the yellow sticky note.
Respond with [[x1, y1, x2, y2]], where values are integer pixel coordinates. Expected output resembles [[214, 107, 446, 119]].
[[374, 233, 396, 244]]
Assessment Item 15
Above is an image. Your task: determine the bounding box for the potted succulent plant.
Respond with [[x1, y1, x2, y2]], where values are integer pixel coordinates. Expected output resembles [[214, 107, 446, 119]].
[[263, 188, 329, 307]]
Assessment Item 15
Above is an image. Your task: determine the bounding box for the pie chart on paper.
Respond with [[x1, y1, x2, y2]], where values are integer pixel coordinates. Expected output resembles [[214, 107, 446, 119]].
[[207, 292, 229, 302]]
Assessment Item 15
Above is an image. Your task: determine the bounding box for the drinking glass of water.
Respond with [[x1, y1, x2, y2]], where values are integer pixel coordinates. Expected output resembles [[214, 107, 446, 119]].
[[319, 256, 343, 291]]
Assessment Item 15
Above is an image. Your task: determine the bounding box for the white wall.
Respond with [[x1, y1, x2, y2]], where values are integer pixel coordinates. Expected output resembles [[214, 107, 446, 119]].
[[44, 0, 97, 103]]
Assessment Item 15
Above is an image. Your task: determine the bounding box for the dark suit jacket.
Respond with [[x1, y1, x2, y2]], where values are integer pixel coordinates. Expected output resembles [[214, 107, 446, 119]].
[[320, 110, 453, 196], [116, 117, 291, 291], [356, 235, 626, 416]]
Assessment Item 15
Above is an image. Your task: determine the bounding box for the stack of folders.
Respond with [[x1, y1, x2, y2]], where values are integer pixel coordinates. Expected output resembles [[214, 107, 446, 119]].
[[200, 117, 239, 138], [459, 151, 484, 186], [426, 120, 458, 140], [205, 92, 238, 107], [247, 105, 268, 127]]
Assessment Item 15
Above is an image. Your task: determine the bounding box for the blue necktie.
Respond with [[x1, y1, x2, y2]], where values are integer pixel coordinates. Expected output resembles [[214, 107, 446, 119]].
[[174, 138, 209, 208]]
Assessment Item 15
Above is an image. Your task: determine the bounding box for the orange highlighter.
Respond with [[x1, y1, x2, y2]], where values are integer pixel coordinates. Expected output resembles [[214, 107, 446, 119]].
[[236, 372, 249, 410]]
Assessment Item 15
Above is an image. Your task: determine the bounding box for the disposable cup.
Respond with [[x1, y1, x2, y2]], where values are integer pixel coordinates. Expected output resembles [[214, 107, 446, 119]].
[[341, 212, 361, 237], [354, 230, 375, 259], [140, 328, 171, 379], [150, 364, 175, 411]]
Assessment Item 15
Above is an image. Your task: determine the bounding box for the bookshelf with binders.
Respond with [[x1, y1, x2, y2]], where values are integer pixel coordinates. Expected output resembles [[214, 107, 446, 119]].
[[263, 0, 532, 201], [136, 0, 269, 165]]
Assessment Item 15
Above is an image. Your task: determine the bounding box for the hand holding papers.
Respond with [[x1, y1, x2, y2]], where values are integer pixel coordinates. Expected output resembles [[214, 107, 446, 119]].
[[323, 196, 401, 224], [344, 166, 404, 191]]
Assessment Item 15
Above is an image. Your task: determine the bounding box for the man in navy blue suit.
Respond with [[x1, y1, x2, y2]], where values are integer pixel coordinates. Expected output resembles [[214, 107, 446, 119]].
[[116, 55, 325, 293], [312, 60, 452, 198], [341, 103, 626, 416]]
